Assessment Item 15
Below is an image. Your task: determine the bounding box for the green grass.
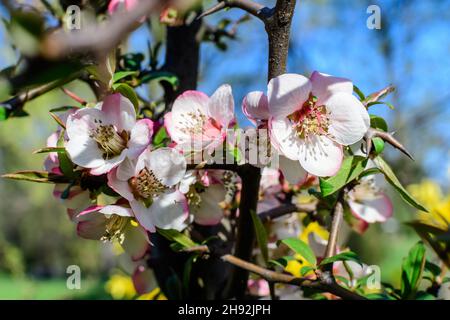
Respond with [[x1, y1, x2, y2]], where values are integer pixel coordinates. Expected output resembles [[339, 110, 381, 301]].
[[0, 274, 110, 300]]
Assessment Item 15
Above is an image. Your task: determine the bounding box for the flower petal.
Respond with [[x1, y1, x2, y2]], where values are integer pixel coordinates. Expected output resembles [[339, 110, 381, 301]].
[[269, 117, 302, 160], [150, 190, 189, 231], [127, 119, 153, 159], [348, 193, 393, 223], [268, 73, 312, 118], [147, 147, 187, 186], [326, 92, 370, 145], [169, 90, 209, 144], [122, 223, 150, 261], [66, 107, 106, 141], [66, 136, 106, 169], [99, 204, 134, 217], [130, 200, 156, 233], [298, 135, 343, 177], [89, 150, 127, 175], [207, 84, 235, 128], [107, 167, 135, 201], [310, 71, 353, 104], [101, 93, 136, 132], [242, 91, 270, 122], [279, 156, 307, 185], [192, 184, 225, 225], [77, 211, 107, 240], [132, 266, 157, 295]]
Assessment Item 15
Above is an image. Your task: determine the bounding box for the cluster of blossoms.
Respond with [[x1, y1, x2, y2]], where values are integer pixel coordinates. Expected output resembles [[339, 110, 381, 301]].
[[36, 71, 394, 297]]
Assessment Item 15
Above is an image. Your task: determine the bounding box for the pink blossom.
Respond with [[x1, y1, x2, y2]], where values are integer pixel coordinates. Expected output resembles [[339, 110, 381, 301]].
[[108, 0, 138, 15], [164, 85, 235, 154], [65, 94, 153, 175], [267, 71, 370, 177], [76, 204, 150, 261], [346, 177, 393, 224], [107, 147, 188, 232]]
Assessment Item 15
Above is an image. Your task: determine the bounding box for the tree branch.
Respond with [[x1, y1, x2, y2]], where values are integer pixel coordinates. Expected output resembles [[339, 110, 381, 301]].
[[324, 201, 344, 259], [265, 0, 297, 79], [198, 0, 270, 22], [41, 0, 163, 60], [222, 254, 367, 300], [259, 202, 316, 222]]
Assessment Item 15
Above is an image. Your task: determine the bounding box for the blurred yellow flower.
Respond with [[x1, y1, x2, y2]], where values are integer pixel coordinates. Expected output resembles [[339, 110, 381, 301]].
[[105, 274, 136, 300], [138, 288, 167, 300], [408, 180, 450, 230]]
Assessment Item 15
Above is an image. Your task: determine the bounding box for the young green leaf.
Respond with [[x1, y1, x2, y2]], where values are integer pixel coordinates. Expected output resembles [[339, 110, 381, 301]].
[[319, 251, 362, 267], [369, 115, 388, 132], [268, 256, 295, 268], [319, 156, 368, 197], [250, 210, 269, 264], [153, 126, 169, 146], [112, 83, 139, 110], [353, 85, 365, 101], [373, 156, 428, 212], [278, 238, 317, 266], [156, 228, 197, 249], [33, 147, 66, 154], [401, 241, 426, 299], [372, 137, 385, 154], [140, 71, 179, 89], [112, 71, 138, 83], [1, 171, 70, 184]]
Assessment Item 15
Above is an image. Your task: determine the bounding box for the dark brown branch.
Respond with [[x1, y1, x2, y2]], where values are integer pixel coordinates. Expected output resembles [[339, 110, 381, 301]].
[[198, 0, 269, 22], [324, 201, 344, 259], [1, 72, 82, 114], [222, 254, 367, 300], [265, 0, 297, 79], [259, 202, 316, 222]]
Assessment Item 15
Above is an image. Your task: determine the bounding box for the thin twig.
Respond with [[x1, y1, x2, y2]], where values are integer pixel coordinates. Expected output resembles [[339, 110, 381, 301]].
[[222, 254, 367, 300], [198, 0, 269, 22], [324, 201, 343, 259], [259, 203, 316, 222]]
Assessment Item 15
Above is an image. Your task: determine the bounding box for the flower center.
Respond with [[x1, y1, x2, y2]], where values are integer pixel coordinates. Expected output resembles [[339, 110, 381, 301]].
[[90, 122, 128, 159], [100, 215, 129, 243], [178, 111, 221, 137], [129, 168, 166, 203], [289, 95, 330, 139]]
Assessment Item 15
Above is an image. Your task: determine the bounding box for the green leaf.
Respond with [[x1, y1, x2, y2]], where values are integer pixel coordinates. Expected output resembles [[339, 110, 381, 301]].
[[49, 106, 78, 113], [370, 115, 388, 132], [300, 266, 316, 276], [319, 251, 362, 267], [33, 147, 66, 154], [415, 291, 436, 300], [57, 132, 74, 178], [268, 256, 294, 268], [367, 101, 395, 110], [401, 241, 426, 299], [2, 171, 70, 184], [353, 85, 365, 101], [140, 71, 179, 89], [373, 156, 428, 212], [0, 106, 8, 121], [278, 238, 317, 266], [424, 261, 441, 278], [156, 228, 197, 249], [153, 126, 169, 146], [372, 137, 385, 154], [319, 156, 368, 197], [364, 293, 395, 300], [112, 83, 139, 109], [112, 71, 138, 83], [250, 210, 269, 264]]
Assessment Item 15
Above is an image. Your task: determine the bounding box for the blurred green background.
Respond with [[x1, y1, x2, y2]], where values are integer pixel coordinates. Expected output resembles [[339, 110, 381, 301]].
[[0, 0, 449, 299]]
